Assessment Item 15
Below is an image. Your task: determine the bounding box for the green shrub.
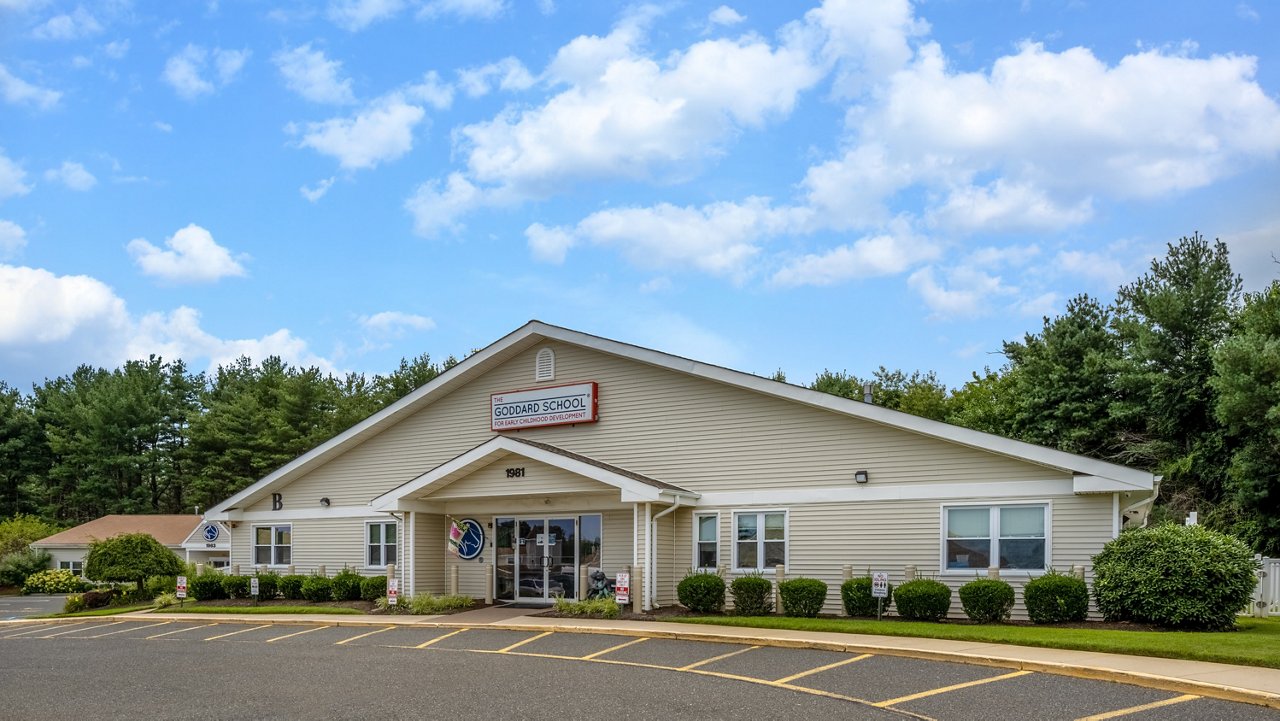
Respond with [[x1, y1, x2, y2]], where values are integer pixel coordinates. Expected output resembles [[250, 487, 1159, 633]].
[[840, 576, 893, 617], [1092, 524, 1259, 630], [360, 575, 387, 602], [145, 575, 176, 599], [677, 572, 725, 613], [63, 594, 88, 613], [189, 573, 227, 601], [553, 595, 620, 619], [893, 579, 952, 621], [22, 569, 87, 594], [280, 574, 307, 600], [779, 578, 828, 618], [377, 593, 474, 614], [0, 548, 54, 587], [1024, 571, 1090, 624], [301, 575, 333, 602], [729, 574, 774, 616], [83, 533, 183, 591], [255, 572, 280, 600], [153, 592, 178, 609], [958, 578, 1015, 623], [332, 568, 364, 601], [222, 574, 251, 599]]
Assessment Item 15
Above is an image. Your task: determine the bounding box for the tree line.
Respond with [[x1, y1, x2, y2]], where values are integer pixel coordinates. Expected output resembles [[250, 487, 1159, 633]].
[[1, 233, 1276, 554]]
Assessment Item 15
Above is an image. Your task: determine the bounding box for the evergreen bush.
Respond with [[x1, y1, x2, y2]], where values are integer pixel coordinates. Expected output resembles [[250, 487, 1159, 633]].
[[676, 571, 726, 613], [0, 548, 54, 587], [189, 573, 227, 601], [332, 568, 364, 601], [958, 578, 1015, 623], [301, 574, 333, 602], [255, 572, 280, 600], [1092, 524, 1258, 630], [360, 575, 387, 602], [840, 576, 893, 617], [779, 578, 828, 618], [280, 574, 307, 600], [221, 574, 251, 599], [893, 579, 952, 621], [1023, 571, 1089, 624], [729, 574, 773, 616]]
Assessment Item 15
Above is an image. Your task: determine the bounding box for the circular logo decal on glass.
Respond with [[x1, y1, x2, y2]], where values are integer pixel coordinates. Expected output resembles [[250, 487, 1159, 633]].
[[457, 518, 485, 560], [202, 524, 220, 542]]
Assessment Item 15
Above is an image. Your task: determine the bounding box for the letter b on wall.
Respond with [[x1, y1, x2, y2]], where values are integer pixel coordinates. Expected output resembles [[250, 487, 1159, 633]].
[[271, 493, 283, 511]]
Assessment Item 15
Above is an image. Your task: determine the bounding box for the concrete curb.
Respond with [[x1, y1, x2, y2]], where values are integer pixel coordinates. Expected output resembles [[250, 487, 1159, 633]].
[[5, 613, 1278, 710]]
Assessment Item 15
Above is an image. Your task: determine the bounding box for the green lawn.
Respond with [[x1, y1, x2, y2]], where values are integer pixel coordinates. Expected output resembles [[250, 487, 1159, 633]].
[[37, 604, 155, 618], [670, 615, 1280, 669], [165, 605, 363, 615]]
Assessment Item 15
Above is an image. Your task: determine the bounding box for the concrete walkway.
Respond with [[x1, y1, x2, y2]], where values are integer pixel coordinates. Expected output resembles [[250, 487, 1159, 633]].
[[9, 608, 1279, 709]]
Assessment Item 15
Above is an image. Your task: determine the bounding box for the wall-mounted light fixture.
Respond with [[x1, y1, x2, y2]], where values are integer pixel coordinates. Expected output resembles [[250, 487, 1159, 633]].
[[320, 497, 331, 507], [854, 470, 870, 484]]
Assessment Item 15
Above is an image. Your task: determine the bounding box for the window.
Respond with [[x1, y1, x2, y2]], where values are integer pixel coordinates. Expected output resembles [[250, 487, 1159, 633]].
[[695, 513, 719, 569], [253, 524, 292, 566], [367, 521, 396, 567], [58, 560, 82, 574], [734, 511, 786, 570], [944, 504, 1047, 571]]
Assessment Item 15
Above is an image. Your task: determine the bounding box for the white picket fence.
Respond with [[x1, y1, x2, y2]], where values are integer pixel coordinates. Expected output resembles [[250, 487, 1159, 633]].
[[1250, 556, 1280, 617]]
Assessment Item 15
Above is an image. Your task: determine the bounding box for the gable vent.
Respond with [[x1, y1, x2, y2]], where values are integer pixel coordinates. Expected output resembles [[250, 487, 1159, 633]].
[[534, 347, 555, 382]]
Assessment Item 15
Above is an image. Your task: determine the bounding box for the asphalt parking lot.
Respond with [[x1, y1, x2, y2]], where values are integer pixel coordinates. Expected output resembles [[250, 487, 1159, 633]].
[[2, 619, 1277, 720], [0, 593, 66, 619]]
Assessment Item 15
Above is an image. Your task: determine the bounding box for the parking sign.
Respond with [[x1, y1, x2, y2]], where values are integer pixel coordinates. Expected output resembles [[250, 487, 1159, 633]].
[[176, 575, 187, 599]]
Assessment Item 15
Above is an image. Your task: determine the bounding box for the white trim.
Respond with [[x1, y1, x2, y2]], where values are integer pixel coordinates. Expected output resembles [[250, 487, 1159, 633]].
[[692, 511, 720, 572], [534, 347, 555, 382], [180, 521, 231, 550], [730, 508, 789, 573], [207, 321, 1153, 517], [365, 519, 397, 570], [215, 507, 388, 522], [698, 479, 1075, 507], [251, 523, 293, 568], [1112, 493, 1120, 539], [407, 511, 415, 596], [57, 560, 83, 574], [939, 501, 1052, 576]]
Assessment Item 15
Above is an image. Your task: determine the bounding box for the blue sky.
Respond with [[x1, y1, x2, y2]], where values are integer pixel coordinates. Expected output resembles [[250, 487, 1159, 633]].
[[2, 0, 1278, 391]]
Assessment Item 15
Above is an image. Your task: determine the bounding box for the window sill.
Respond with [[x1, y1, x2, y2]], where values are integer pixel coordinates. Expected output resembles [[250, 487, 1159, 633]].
[[941, 568, 1047, 576]]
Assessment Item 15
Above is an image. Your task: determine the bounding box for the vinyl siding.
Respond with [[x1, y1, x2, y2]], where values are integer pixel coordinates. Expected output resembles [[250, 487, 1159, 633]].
[[229, 517, 390, 576], [427, 457, 615, 500]]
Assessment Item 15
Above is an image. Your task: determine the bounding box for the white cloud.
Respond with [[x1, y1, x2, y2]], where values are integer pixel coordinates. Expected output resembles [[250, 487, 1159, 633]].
[[0, 150, 32, 199], [43, 161, 96, 191], [162, 45, 250, 100], [0, 220, 26, 259], [127, 306, 338, 375], [1220, 221, 1280, 292], [708, 6, 745, 26], [524, 223, 576, 264], [103, 39, 129, 59], [456, 57, 535, 97], [327, 0, 405, 31], [127, 223, 247, 284], [153, 120, 173, 133], [295, 94, 425, 169], [359, 311, 435, 337], [1017, 291, 1060, 318], [404, 70, 453, 110], [801, 0, 930, 99], [625, 312, 742, 369], [1236, 3, 1260, 22], [275, 43, 354, 104], [929, 180, 1093, 232], [536, 0, 554, 15], [771, 230, 942, 287], [300, 176, 336, 202], [0, 63, 61, 109], [404, 172, 484, 237], [0, 264, 129, 347], [419, 0, 507, 21], [908, 265, 1015, 319], [31, 6, 102, 40]]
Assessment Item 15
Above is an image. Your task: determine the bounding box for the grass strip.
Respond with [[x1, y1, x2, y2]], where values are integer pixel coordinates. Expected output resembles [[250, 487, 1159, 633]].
[[164, 605, 363, 615], [668, 615, 1280, 669], [35, 604, 155, 618]]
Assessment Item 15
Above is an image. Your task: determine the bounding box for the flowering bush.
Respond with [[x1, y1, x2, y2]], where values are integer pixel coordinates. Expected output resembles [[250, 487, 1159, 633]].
[[22, 568, 88, 595]]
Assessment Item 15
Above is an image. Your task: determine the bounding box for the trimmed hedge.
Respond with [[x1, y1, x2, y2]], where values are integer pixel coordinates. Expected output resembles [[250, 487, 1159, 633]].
[[301, 575, 333, 602], [190, 573, 227, 601], [332, 569, 364, 601], [958, 578, 1015, 623], [677, 572, 726, 613], [1024, 572, 1089, 624], [841, 576, 893, 617], [255, 572, 280, 600], [1092, 524, 1258, 630], [222, 575, 251, 599], [893, 579, 952, 621], [779, 578, 827, 618], [280, 574, 307, 600], [360, 575, 387, 602], [730, 575, 773, 616]]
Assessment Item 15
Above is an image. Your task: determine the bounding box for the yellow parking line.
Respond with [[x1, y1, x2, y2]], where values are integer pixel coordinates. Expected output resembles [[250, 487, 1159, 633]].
[[1076, 694, 1200, 720], [415, 628, 466, 649], [266, 625, 328, 643], [148, 623, 216, 639], [335, 626, 393, 646], [497, 631, 553, 653], [41, 622, 115, 638], [581, 636, 648, 659], [2, 624, 63, 638], [680, 645, 759, 670], [774, 653, 872, 684], [873, 670, 1032, 707], [84, 621, 170, 638], [203, 624, 270, 641]]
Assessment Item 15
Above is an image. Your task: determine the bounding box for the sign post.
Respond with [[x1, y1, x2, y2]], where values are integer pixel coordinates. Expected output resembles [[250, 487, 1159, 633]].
[[871, 572, 889, 621], [614, 571, 630, 605], [176, 575, 187, 608], [387, 578, 399, 606], [250, 576, 260, 602]]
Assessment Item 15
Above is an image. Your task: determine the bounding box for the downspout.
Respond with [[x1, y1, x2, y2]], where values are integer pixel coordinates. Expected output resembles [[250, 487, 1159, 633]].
[[1120, 476, 1162, 529], [389, 512, 404, 596], [648, 497, 684, 610]]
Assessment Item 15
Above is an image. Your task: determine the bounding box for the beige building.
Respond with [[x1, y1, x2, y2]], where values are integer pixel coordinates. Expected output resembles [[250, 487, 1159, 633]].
[[31, 515, 230, 573], [204, 321, 1157, 615]]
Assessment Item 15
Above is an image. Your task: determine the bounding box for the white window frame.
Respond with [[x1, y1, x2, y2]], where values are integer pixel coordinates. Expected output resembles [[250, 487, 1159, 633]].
[[692, 511, 720, 571], [58, 560, 83, 574], [366, 520, 397, 569], [940, 501, 1051, 575], [252, 524, 292, 567], [731, 509, 788, 572]]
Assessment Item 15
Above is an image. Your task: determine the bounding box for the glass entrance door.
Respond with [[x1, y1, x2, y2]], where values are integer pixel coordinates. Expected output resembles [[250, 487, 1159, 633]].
[[514, 517, 577, 602]]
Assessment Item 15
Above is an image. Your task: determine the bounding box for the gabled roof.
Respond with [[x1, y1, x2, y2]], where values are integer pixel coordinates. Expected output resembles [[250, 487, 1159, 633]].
[[371, 436, 696, 511], [207, 320, 1154, 518], [32, 515, 203, 548]]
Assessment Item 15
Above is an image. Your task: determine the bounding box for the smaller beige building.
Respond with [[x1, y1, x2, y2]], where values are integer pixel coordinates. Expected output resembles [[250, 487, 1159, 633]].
[[31, 515, 230, 573]]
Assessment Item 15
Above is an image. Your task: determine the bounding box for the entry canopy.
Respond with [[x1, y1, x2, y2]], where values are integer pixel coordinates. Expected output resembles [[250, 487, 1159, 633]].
[[370, 435, 699, 512]]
